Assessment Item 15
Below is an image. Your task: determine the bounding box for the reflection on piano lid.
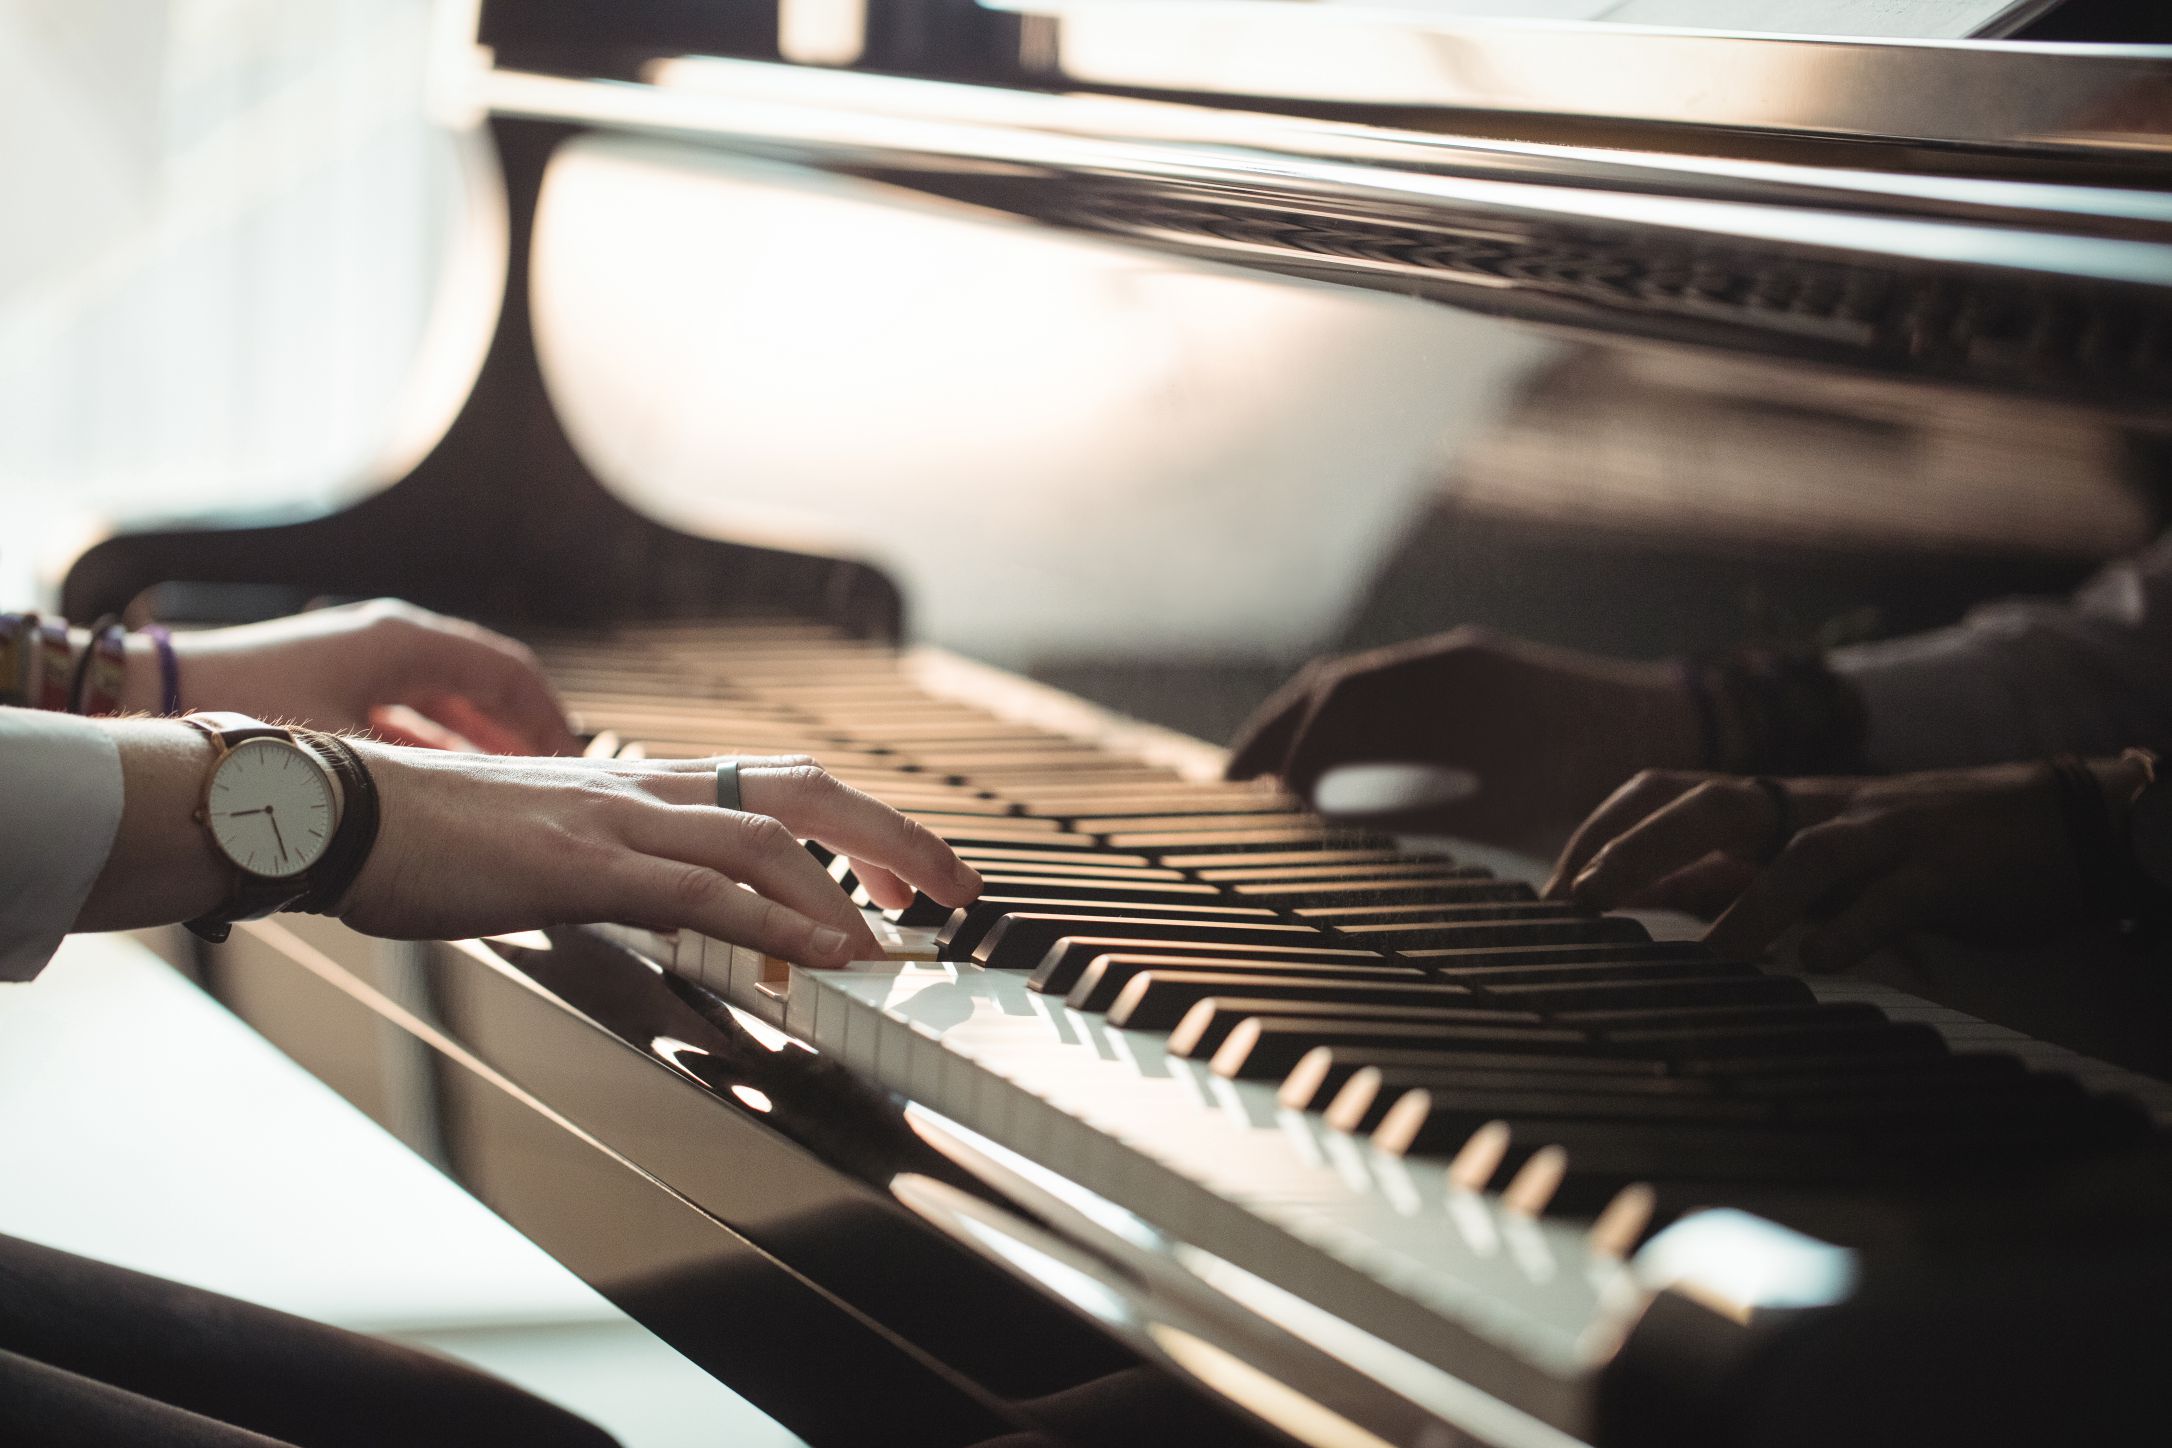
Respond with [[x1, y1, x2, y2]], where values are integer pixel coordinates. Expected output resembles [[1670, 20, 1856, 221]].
[[65, 3, 2172, 1445]]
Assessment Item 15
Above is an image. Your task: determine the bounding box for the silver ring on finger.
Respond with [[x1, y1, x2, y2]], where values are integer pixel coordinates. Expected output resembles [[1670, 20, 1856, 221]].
[[715, 759, 743, 813]]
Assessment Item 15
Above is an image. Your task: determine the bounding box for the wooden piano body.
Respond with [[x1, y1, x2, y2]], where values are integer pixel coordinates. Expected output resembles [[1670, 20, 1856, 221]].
[[62, 4, 2172, 1445]]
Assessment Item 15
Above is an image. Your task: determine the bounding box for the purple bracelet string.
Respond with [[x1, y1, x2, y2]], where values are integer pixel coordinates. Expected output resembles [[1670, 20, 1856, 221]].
[[142, 625, 181, 714]]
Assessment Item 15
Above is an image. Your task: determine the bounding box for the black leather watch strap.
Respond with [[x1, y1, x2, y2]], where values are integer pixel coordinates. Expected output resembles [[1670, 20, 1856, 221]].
[[180, 711, 292, 749], [292, 731, 380, 916]]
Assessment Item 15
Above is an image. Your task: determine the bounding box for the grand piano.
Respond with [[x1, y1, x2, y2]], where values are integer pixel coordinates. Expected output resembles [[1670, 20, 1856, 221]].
[[62, 3, 2172, 1445]]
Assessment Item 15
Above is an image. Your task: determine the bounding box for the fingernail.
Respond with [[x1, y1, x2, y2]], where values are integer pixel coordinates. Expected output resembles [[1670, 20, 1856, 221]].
[[812, 926, 850, 956]]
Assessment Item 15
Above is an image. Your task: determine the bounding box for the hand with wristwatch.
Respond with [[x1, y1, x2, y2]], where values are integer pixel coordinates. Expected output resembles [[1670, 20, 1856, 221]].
[[48, 600, 981, 965]]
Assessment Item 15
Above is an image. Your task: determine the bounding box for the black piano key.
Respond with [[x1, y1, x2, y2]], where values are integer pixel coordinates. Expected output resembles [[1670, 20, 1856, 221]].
[[1405, 940, 1713, 971], [1425, 1102, 2150, 1204], [1485, 975, 1814, 1014], [1210, 1006, 1950, 1082], [948, 875, 1225, 905], [966, 766, 1185, 787], [1072, 812, 1325, 835], [889, 797, 1023, 818], [976, 913, 1333, 970], [1316, 1063, 1721, 1126], [1276, 1045, 1673, 1112], [1112, 829, 1401, 856], [1102, 973, 1496, 1031], [1327, 1074, 1773, 1136], [880, 892, 958, 927], [1337, 916, 1649, 952], [1728, 1053, 2026, 1096], [943, 859, 1187, 882], [1065, 957, 1422, 1014], [938, 896, 1280, 958], [1597, 1019, 1940, 1059], [1198, 860, 1479, 883], [1230, 878, 1533, 907], [1006, 792, 1300, 819], [1384, 1109, 1864, 1179], [911, 811, 1072, 834], [1669, 1023, 1951, 1075], [1027, 936, 1385, 995], [1163, 847, 1450, 871], [1296, 902, 1587, 929], [1209, 1015, 1593, 1080], [1173, 994, 1835, 1060], [1773, 1077, 2092, 1128], [951, 845, 1159, 870], [906, 746, 1114, 768], [925, 824, 1103, 850], [1425, 956, 1749, 988]]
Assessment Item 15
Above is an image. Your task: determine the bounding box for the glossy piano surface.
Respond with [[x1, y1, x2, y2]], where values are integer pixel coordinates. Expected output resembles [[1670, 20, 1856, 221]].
[[62, 3, 2172, 1445]]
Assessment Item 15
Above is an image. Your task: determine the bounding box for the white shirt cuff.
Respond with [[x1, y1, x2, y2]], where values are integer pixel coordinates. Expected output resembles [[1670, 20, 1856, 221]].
[[0, 709, 125, 983]]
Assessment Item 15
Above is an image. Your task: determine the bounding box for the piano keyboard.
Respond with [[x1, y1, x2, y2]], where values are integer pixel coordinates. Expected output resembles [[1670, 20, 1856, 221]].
[[546, 621, 2172, 1442]]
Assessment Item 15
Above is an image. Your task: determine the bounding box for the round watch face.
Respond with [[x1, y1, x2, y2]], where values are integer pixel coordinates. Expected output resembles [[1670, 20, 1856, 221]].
[[205, 737, 337, 879]]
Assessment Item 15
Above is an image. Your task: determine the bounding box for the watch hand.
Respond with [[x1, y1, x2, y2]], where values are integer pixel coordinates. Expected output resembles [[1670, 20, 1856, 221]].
[[217, 807, 271, 819], [265, 808, 290, 864]]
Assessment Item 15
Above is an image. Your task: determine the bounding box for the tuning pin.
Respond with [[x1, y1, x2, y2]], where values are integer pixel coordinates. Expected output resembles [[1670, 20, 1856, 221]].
[[1587, 1183, 1658, 1259], [1447, 1120, 1512, 1193], [1500, 1144, 1567, 1218]]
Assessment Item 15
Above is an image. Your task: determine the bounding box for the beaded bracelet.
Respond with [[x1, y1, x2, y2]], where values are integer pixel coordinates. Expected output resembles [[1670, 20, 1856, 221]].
[[1680, 647, 1869, 775], [0, 612, 30, 707], [33, 615, 72, 711], [2044, 753, 2122, 923], [69, 615, 127, 715], [141, 624, 182, 714]]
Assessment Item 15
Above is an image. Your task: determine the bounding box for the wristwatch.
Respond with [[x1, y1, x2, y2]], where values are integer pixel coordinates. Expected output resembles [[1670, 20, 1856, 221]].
[[182, 712, 346, 942]]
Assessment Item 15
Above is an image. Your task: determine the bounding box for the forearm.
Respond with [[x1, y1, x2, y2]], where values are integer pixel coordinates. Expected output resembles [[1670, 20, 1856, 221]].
[[72, 719, 227, 932], [1834, 611, 2172, 771], [1833, 533, 2172, 771]]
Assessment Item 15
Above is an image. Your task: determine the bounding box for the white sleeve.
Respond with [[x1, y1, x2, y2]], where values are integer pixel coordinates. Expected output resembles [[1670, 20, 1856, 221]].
[[1831, 530, 2172, 772], [0, 708, 125, 983]]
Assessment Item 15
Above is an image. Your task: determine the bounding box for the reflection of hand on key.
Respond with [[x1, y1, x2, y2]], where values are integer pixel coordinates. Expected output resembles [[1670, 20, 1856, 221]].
[[1226, 627, 1703, 853], [1546, 757, 2154, 972]]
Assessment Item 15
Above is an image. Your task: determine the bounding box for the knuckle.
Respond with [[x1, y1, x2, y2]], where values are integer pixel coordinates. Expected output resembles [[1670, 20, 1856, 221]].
[[775, 762, 832, 795], [666, 862, 723, 914], [744, 813, 796, 851], [745, 894, 798, 948]]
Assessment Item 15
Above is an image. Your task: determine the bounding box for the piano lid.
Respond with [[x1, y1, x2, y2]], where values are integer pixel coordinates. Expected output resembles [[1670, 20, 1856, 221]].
[[460, 31, 2172, 409], [980, 0, 2172, 160]]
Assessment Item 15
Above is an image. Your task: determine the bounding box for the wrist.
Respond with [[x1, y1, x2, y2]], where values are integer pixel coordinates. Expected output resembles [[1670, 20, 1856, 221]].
[[76, 720, 228, 931], [2093, 750, 2153, 835]]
